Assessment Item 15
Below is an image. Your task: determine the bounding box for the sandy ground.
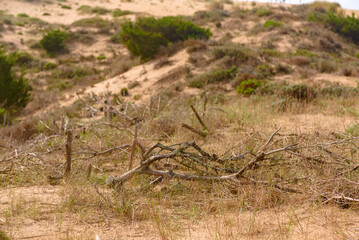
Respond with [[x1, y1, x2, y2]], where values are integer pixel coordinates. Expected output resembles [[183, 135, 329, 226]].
[[1, 0, 207, 25], [2, 185, 359, 239]]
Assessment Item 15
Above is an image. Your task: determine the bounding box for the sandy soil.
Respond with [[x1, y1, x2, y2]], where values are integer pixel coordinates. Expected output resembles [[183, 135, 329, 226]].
[[1, 185, 359, 239], [1, 0, 207, 25]]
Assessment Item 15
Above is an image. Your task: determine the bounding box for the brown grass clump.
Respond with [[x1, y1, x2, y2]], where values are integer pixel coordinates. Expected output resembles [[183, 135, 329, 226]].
[[207, 1, 224, 11], [290, 56, 312, 66], [0, 117, 39, 141]]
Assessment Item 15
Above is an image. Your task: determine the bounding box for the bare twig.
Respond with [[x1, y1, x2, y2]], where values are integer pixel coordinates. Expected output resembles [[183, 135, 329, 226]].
[[182, 123, 207, 137], [190, 105, 207, 130], [64, 130, 73, 178]]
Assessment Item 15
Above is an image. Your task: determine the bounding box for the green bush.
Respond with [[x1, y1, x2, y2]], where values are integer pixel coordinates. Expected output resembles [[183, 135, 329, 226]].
[[120, 16, 212, 61], [326, 12, 359, 43], [113, 9, 132, 17], [263, 20, 283, 29], [255, 8, 272, 17], [236, 78, 261, 95], [8, 51, 33, 66], [355, 52, 359, 58], [346, 124, 359, 137], [0, 51, 31, 114], [255, 63, 274, 78], [40, 29, 69, 54], [77, 5, 110, 15]]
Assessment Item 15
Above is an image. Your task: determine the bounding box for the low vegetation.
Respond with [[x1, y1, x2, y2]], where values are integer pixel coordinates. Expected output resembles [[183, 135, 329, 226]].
[[40, 29, 69, 54], [120, 16, 212, 61], [0, 51, 31, 119]]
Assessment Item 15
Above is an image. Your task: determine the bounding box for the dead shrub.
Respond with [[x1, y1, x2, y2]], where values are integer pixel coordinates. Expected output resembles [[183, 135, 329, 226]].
[[342, 68, 353, 77], [317, 59, 337, 73], [153, 56, 173, 70], [290, 56, 311, 66], [318, 37, 342, 54], [147, 116, 178, 139], [0, 117, 39, 141], [184, 39, 207, 53], [108, 55, 139, 77], [156, 66, 190, 85]]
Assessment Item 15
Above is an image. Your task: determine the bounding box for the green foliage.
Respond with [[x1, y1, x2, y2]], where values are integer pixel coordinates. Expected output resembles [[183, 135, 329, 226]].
[[307, 12, 327, 23], [0, 230, 11, 240], [294, 49, 318, 58], [212, 45, 256, 65], [60, 4, 72, 9], [43, 62, 57, 70], [326, 12, 359, 43], [355, 52, 359, 58], [189, 66, 237, 88], [97, 54, 106, 60], [40, 29, 69, 54], [236, 78, 261, 95], [0, 51, 31, 113], [7, 51, 33, 66], [255, 63, 274, 78], [120, 88, 129, 96], [189, 10, 227, 25], [263, 20, 283, 29], [113, 9, 132, 17], [346, 124, 359, 136], [72, 17, 111, 28], [17, 13, 29, 18], [77, 5, 110, 15], [255, 8, 272, 17], [120, 16, 212, 61]]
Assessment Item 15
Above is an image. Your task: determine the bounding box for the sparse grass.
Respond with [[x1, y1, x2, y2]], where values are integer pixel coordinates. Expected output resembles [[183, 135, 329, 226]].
[[3, 4, 359, 239], [112, 9, 132, 17], [77, 5, 110, 15], [72, 17, 112, 34]]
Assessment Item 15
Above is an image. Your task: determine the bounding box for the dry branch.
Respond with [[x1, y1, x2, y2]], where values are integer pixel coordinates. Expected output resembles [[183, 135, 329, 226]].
[[64, 130, 73, 178], [190, 105, 207, 130], [182, 123, 207, 137]]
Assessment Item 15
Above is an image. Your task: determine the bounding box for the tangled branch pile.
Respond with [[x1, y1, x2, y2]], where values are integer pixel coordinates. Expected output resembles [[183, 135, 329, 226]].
[[1, 95, 359, 209]]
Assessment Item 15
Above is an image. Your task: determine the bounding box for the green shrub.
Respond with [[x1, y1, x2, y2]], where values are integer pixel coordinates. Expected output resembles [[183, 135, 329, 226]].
[[8, 51, 33, 66], [0, 230, 11, 240], [43, 62, 57, 70], [40, 29, 69, 54], [113, 9, 132, 17], [77, 5, 110, 15], [263, 20, 283, 29], [189, 10, 227, 25], [17, 13, 29, 18], [326, 12, 359, 43], [346, 124, 359, 137], [355, 52, 359, 58], [255, 63, 274, 78], [72, 17, 111, 30], [120, 88, 129, 96], [120, 16, 212, 61], [212, 45, 256, 64], [0, 51, 31, 114], [236, 78, 261, 95], [255, 8, 272, 17]]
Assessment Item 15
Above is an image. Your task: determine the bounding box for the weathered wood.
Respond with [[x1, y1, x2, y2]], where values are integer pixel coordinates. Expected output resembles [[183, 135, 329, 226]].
[[64, 130, 73, 178], [128, 124, 138, 170], [182, 123, 207, 137], [190, 105, 207, 130]]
